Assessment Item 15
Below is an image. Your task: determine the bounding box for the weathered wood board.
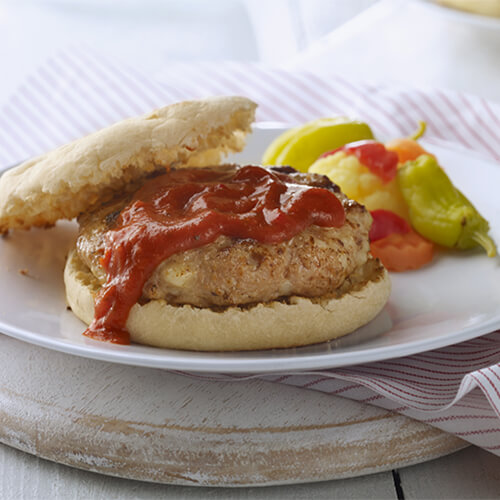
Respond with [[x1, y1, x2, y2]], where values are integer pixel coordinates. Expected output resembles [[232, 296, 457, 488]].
[[0, 335, 466, 486]]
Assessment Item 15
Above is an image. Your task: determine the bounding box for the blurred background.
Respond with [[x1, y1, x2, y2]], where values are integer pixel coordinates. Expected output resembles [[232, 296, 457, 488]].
[[1, 0, 500, 105]]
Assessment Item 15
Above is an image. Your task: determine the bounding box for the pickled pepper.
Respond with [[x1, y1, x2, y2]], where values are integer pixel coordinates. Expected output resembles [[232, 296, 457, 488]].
[[397, 155, 496, 257]]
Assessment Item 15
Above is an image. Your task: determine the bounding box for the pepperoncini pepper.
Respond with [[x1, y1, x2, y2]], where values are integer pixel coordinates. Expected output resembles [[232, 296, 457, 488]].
[[262, 117, 374, 172], [397, 155, 496, 257]]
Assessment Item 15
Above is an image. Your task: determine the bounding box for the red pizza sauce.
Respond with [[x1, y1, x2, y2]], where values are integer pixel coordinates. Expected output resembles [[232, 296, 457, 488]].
[[84, 165, 346, 344]]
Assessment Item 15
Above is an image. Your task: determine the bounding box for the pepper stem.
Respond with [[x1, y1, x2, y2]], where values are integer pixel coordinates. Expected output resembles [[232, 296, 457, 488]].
[[473, 231, 497, 258], [409, 121, 426, 141]]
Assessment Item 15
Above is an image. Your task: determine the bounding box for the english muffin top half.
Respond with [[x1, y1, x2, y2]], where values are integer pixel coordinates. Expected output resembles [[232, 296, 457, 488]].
[[0, 96, 257, 233]]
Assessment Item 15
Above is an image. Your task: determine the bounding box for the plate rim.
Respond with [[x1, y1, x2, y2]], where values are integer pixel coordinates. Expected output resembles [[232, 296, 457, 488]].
[[0, 312, 500, 373]]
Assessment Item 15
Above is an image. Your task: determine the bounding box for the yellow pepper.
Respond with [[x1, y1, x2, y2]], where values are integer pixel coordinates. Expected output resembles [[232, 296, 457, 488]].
[[262, 118, 374, 172], [309, 151, 409, 219], [397, 155, 496, 257]]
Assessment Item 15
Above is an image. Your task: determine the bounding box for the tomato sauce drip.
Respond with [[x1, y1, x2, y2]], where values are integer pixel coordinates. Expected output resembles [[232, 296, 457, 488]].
[[84, 165, 346, 344], [320, 140, 398, 183]]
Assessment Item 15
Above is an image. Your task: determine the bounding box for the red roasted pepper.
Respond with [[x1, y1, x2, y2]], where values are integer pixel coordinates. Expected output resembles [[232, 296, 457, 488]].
[[320, 140, 398, 183], [369, 209, 411, 242], [368, 209, 434, 272]]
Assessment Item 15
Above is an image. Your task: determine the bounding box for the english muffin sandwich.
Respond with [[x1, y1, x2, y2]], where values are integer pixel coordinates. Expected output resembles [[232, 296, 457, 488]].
[[0, 96, 390, 351]]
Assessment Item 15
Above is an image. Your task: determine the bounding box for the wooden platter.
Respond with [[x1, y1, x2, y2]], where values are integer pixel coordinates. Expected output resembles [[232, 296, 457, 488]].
[[0, 335, 467, 486]]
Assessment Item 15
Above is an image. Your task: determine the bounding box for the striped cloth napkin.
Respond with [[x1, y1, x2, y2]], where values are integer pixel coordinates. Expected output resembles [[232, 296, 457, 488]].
[[1, 47, 500, 455]]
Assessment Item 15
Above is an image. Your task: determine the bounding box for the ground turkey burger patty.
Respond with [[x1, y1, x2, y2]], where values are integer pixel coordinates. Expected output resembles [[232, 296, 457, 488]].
[[76, 165, 373, 309]]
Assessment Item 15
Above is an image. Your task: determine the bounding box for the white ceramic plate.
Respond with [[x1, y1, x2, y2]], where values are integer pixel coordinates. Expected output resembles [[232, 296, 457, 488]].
[[1, 126, 499, 373]]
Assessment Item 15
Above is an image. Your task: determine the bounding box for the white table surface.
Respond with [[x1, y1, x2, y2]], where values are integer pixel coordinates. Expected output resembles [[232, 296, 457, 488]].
[[1, 0, 500, 497]]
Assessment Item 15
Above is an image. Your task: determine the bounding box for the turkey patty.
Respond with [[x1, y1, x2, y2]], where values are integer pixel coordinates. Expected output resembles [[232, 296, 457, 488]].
[[76, 165, 372, 308]]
